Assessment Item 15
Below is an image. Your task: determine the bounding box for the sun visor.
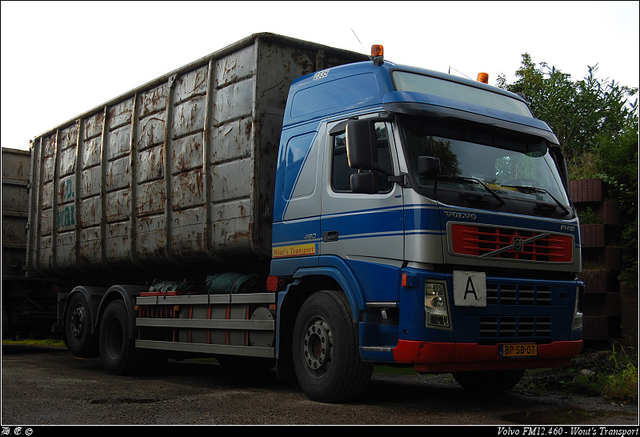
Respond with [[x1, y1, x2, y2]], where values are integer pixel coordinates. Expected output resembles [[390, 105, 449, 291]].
[[382, 91, 559, 145]]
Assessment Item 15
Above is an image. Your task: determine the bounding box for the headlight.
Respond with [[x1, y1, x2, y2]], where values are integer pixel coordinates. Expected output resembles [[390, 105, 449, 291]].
[[425, 282, 451, 329]]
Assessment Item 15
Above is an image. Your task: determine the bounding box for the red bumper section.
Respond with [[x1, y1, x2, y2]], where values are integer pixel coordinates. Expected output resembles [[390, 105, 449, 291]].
[[392, 340, 583, 373]]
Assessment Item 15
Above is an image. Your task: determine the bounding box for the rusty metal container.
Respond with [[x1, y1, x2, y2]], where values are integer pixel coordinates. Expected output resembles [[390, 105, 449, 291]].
[[3, 147, 31, 277], [26, 33, 366, 279]]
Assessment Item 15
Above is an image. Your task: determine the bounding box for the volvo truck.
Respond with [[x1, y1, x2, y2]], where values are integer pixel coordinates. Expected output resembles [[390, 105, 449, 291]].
[[25, 33, 583, 403]]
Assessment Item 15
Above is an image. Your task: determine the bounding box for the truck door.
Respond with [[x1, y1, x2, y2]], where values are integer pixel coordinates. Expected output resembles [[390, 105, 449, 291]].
[[320, 119, 404, 282]]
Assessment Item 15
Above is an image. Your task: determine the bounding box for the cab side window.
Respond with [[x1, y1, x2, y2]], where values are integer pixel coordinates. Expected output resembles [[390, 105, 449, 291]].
[[331, 132, 352, 191], [331, 122, 394, 192]]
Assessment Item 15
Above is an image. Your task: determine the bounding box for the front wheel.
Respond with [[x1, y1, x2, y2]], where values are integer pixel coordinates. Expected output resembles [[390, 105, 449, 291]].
[[452, 369, 525, 393], [99, 300, 144, 375], [292, 290, 373, 403]]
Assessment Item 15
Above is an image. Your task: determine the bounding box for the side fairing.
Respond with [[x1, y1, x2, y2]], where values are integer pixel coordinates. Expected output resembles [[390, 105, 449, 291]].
[[402, 189, 445, 265], [271, 125, 323, 260]]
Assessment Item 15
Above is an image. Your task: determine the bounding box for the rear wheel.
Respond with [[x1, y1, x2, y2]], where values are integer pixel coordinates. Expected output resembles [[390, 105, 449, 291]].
[[99, 300, 144, 375], [452, 369, 525, 393], [292, 290, 373, 403], [65, 293, 99, 358]]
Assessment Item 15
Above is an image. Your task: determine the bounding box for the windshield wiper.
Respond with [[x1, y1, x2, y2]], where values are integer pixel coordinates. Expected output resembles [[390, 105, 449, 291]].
[[505, 185, 571, 216], [437, 175, 506, 206]]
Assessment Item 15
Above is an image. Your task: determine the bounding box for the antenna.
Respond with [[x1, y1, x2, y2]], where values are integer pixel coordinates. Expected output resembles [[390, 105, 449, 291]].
[[448, 67, 472, 80], [351, 28, 367, 54]]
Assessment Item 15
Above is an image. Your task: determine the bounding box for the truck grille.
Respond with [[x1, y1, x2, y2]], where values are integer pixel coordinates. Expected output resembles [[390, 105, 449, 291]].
[[479, 316, 552, 338], [487, 283, 552, 306], [452, 225, 572, 263]]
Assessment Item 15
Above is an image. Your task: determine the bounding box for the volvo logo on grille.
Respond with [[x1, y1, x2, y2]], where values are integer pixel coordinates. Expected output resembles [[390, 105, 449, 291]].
[[444, 211, 477, 220], [479, 232, 550, 258], [512, 237, 524, 252]]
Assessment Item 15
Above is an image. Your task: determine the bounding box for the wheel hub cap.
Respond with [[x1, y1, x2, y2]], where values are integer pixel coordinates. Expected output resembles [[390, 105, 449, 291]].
[[70, 307, 86, 340], [303, 319, 332, 373]]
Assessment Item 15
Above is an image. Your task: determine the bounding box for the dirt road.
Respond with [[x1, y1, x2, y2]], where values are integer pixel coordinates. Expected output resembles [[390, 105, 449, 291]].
[[1, 344, 637, 427]]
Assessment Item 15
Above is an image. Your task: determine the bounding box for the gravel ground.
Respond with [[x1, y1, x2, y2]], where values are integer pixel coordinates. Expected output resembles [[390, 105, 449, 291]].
[[1, 344, 637, 426]]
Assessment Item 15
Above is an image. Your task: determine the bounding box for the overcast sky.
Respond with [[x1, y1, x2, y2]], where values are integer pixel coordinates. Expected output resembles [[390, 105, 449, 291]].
[[1, 1, 638, 150]]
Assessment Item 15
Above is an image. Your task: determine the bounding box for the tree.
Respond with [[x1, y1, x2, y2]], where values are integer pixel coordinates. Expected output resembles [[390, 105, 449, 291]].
[[496, 54, 637, 162], [497, 54, 638, 285]]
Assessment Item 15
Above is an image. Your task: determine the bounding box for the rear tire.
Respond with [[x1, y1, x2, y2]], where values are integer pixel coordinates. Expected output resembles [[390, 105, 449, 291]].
[[99, 300, 144, 375], [65, 293, 99, 358], [292, 290, 373, 403], [452, 369, 525, 393]]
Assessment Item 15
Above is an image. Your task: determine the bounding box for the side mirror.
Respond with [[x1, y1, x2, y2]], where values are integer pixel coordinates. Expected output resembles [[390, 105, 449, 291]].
[[346, 119, 378, 170], [345, 118, 393, 194], [350, 172, 380, 194], [418, 156, 440, 179]]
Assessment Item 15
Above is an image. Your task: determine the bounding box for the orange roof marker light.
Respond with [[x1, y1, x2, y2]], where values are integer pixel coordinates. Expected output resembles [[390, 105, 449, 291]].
[[371, 45, 384, 66], [477, 72, 489, 84]]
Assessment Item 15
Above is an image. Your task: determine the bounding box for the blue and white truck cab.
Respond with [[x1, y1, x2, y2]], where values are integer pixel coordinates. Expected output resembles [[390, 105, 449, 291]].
[[270, 45, 583, 398]]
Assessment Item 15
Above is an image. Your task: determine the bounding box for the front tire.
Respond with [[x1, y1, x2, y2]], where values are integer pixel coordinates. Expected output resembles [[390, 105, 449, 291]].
[[99, 300, 144, 375], [292, 290, 373, 403]]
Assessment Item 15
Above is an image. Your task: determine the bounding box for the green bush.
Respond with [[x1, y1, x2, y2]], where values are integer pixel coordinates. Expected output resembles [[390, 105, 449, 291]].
[[522, 346, 638, 404], [578, 207, 602, 225]]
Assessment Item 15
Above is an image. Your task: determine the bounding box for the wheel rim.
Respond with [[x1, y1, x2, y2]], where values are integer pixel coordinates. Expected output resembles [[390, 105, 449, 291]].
[[302, 317, 333, 376], [70, 305, 86, 341]]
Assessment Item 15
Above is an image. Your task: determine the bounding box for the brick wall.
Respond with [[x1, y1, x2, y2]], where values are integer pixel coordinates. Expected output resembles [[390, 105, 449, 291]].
[[570, 178, 637, 347]]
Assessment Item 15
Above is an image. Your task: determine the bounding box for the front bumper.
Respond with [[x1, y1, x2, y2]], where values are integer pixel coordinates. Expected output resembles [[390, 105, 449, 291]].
[[392, 339, 583, 373]]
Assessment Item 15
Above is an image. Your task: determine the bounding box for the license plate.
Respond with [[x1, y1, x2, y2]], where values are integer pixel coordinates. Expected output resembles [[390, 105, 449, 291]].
[[500, 343, 537, 358]]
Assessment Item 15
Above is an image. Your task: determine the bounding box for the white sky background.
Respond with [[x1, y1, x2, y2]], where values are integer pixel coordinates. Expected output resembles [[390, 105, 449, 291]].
[[1, 1, 638, 150]]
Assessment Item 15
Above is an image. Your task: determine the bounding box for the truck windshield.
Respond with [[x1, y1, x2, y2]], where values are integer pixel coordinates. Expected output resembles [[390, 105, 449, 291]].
[[399, 115, 571, 217]]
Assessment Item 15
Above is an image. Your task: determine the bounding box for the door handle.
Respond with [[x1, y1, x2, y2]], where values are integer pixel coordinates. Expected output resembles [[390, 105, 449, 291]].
[[323, 230, 339, 242]]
